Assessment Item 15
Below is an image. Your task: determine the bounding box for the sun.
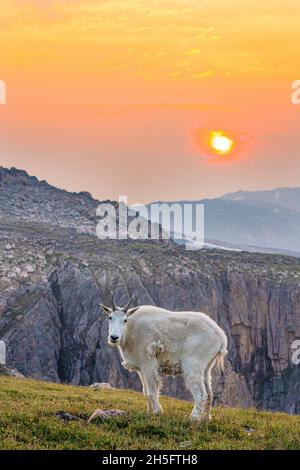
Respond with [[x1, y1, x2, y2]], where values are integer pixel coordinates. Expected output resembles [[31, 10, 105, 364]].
[[210, 131, 234, 155]]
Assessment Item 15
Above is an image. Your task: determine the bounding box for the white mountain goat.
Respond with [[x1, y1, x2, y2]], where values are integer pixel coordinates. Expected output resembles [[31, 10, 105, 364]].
[[100, 293, 228, 422]]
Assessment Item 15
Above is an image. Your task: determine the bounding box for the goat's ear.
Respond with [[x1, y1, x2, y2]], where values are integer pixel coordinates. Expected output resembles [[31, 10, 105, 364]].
[[100, 304, 112, 316], [126, 307, 139, 317]]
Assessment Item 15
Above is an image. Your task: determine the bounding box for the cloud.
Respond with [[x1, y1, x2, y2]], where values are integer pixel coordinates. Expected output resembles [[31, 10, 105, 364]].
[[90, 102, 230, 117], [186, 49, 202, 55], [191, 71, 213, 79]]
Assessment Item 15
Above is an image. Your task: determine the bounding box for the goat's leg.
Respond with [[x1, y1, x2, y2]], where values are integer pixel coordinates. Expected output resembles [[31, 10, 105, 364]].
[[203, 365, 214, 421], [141, 364, 162, 415], [185, 372, 208, 422], [138, 371, 151, 413]]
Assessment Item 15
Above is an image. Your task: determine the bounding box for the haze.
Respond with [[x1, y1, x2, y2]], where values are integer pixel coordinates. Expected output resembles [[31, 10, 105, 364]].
[[0, 0, 300, 203]]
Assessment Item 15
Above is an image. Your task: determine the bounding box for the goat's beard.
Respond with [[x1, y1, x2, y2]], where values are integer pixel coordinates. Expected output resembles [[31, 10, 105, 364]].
[[108, 339, 119, 347]]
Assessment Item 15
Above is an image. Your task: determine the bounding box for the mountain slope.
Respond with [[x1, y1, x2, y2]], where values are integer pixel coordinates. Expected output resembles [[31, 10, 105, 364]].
[[1, 376, 300, 450], [0, 167, 100, 232]]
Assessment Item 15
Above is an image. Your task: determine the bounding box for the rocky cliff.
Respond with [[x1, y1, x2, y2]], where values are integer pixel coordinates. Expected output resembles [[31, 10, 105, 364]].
[[1, 167, 300, 414]]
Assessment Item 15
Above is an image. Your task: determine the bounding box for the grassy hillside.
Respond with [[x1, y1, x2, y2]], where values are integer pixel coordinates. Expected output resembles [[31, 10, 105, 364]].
[[0, 377, 300, 450]]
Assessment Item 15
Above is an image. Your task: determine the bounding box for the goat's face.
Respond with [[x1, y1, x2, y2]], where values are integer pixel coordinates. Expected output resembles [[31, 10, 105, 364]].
[[100, 298, 139, 347], [107, 309, 128, 346]]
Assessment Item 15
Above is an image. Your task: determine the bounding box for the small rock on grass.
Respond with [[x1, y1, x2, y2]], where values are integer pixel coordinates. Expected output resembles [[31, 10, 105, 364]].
[[89, 382, 114, 390], [56, 411, 78, 422], [244, 426, 255, 435], [178, 441, 192, 448], [87, 409, 126, 423]]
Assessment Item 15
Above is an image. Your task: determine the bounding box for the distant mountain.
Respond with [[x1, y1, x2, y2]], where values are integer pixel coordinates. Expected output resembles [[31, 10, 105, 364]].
[[223, 187, 300, 214], [140, 188, 300, 256], [203, 196, 300, 255]]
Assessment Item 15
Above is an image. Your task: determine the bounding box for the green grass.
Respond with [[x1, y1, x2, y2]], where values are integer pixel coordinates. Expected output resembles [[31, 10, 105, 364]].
[[0, 376, 299, 450]]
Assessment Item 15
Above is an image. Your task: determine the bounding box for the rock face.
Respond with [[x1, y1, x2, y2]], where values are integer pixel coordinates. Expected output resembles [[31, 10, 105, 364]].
[[1, 167, 300, 414]]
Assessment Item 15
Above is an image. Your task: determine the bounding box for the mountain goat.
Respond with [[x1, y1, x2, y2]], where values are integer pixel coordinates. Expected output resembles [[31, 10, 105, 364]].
[[100, 293, 227, 422]]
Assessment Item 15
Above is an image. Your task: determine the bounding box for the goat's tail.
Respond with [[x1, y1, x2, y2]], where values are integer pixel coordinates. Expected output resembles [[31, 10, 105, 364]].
[[216, 339, 228, 374], [216, 350, 227, 374]]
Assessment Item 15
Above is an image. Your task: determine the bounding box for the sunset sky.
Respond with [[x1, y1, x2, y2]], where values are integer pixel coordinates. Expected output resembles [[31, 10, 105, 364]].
[[0, 0, 300, 203]]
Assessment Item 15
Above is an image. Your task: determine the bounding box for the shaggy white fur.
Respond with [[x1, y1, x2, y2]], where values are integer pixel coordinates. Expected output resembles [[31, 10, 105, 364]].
[[104, 305, 228, 422]]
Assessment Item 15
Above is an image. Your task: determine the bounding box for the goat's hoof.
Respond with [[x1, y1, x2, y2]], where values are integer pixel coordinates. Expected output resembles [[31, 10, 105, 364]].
[[190, 414, 200, 422], [190, 414, 210, 423], [199, 416, 210, 424]]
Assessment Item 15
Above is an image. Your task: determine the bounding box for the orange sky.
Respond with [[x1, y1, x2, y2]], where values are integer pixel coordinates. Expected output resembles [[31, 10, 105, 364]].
[[0, 0, 300, 203]]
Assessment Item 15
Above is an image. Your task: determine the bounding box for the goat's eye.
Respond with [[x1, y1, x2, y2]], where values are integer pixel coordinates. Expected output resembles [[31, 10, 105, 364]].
[[124, 318, 127, 323], [108, 317, 112, 321]]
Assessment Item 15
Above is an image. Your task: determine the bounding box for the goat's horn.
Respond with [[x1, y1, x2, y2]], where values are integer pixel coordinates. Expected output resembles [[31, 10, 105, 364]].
[[111, 291, 117, 311], [123, 295, 135, 312]]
